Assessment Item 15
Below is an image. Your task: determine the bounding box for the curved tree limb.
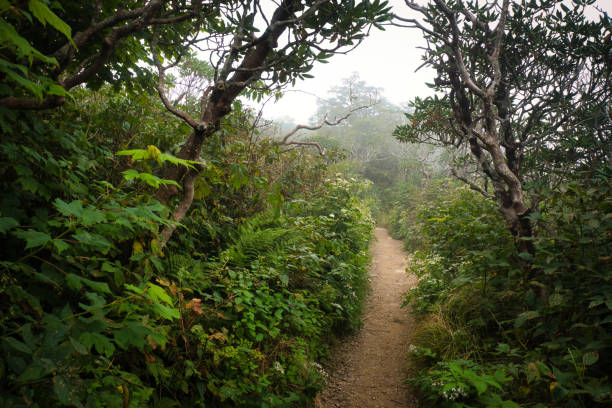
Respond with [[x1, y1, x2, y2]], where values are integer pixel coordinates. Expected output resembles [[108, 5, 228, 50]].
[[280, 105, 371, 144], [281, 141, 327, 155], [150, 33, 200, 129], [451, 167, 491, 198], [277, 104, 374, 155]]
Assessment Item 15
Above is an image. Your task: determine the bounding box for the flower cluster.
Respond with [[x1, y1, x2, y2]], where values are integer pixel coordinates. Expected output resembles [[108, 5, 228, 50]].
[[431, 381, 468, 401], [272, 361, 285, 375], [310, 361, 329, 382], [441, 386, 468, 401]]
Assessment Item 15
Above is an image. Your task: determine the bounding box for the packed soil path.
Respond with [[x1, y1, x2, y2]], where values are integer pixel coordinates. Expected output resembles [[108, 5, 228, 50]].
[[316, 227, 418, 408]]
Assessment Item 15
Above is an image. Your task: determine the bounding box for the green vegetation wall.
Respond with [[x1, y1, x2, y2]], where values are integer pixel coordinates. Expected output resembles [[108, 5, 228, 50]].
[[395, 179, 612, 407], [0, 86, 376, 408]]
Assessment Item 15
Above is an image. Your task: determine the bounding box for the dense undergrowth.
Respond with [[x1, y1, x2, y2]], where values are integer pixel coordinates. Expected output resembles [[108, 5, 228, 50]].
[[0, 90, 375, 407], [386, 176, 612, 407]]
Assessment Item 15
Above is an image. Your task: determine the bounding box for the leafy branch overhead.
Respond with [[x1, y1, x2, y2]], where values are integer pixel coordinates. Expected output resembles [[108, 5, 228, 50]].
[[0, 0, 392, 111], [0, 0, 392, 245]]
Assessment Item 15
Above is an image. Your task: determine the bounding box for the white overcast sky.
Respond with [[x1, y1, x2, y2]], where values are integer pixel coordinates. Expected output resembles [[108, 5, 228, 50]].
[[258, 0, 612, 124]]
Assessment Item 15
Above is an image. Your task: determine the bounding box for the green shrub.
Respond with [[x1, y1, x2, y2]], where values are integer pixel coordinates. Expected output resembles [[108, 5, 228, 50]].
[[402, 175, 612, 407], [0, 90, 376, 407]]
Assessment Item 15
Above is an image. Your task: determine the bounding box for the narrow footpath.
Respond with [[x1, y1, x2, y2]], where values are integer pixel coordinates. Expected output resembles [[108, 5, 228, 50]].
[[317, 227, 418, 408]]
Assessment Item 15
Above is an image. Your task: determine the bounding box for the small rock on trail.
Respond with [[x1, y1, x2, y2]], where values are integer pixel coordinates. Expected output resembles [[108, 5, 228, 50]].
[[316, 227, 418, 408]]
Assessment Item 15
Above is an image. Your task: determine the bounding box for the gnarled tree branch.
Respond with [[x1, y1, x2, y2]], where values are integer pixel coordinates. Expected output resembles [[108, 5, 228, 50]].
[[278, 104, 374, 155]]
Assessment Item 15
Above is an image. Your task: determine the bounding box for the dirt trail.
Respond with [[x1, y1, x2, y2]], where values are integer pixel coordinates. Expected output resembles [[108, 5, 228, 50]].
[[316, 227, 418, 408]]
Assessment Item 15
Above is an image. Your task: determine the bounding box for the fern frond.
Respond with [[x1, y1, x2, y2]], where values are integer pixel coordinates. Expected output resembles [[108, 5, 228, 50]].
[[222, 213, 306, 267]]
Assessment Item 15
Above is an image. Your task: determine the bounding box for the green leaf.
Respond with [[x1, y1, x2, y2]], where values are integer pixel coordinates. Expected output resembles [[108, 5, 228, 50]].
[[152, 303, 180, 320], [121, 169, 180, 189], [157, 152, 198, 169], [0, 18, 58, 65], [53, 198, 84, 217], [492, 369, 511, 385], [81, 207, 106, 226], [22, 324, 35, 348], [5, 285, 43, 315], [589, 297, 604, 308], [17, 364, 47, 382], [53, 375, 84, 407], [53, 238, 70, 254], [0, 217, 19, 234], [69, 337, 88, 355], [0, 1, 12, 13], [116, 149, 150, 160], [13, 229, 51, 249], [147, 284, 173, 305], [72, 230, 111, 253], [46, 82, 68, 97], [66, 273, 111, 294], [471, 378, 488, 394], [136, 172, 164, 188], [514, 310, 540, 328], [28, 0, 75, 46], [279, 274, 289, 286], [114, 323, 151, 350], [0, 57, 27, 75], [125, 284, 145, 295], [83, 278, 111, 294], [156, 398, 181, 408], [65, 273, 83, 291], [3, 336, 32, 354], [79, 291, 106, 311], [582, 351, 599, 366], [79, 332, 115, 357], [121, 168, 140, 180], [18, 176, 40, 193]]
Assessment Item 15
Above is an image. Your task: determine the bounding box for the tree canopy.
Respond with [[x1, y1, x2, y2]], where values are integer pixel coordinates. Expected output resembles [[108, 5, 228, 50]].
[[393, 0, 611, 275]]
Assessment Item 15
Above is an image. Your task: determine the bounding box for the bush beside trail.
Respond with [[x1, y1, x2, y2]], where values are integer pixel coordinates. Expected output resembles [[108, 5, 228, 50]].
[[388, 179, 612, 408], [0, 94, 375, 407]]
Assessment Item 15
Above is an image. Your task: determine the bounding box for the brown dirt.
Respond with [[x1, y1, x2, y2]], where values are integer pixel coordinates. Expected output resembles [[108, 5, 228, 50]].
[[316, 227, 418, 408]]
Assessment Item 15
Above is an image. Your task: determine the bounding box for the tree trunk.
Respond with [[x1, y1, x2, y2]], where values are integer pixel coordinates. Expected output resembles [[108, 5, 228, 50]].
[[156, 0, 300, 247]]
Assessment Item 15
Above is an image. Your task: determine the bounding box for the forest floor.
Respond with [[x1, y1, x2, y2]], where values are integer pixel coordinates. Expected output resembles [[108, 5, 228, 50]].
[[316, 227, 418, 408]]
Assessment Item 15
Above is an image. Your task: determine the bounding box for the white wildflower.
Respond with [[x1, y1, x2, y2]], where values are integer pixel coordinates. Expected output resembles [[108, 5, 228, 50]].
[[273, 361, 285, 374], [441, 387, 464, 401], [310, 361, 329, 381]]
